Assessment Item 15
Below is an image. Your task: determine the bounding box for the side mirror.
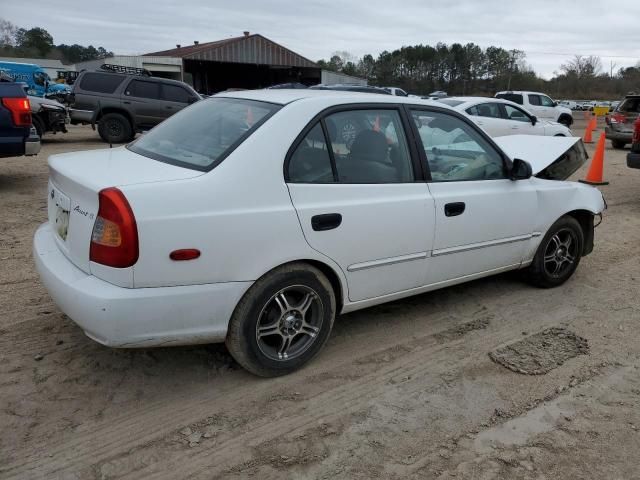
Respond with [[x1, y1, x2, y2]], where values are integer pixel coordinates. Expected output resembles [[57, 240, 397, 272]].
[[510, 158, 532, 180], [531, 115, 537, 126]]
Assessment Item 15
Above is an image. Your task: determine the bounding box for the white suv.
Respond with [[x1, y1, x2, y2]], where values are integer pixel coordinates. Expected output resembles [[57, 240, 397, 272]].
[[495, 91, 573, 127]]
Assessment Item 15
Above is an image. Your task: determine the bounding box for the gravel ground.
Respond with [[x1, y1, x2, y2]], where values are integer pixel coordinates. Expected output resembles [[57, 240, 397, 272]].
[[2, 117, 640, 479]]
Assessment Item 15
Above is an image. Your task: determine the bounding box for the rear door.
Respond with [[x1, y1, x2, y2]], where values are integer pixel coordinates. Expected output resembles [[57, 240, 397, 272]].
[[409, 108, 537, 284], [466, 102, 510, 136], [501, 104, 545, 136], [286, 106, 435, 302], [122, 79, 164, 128]]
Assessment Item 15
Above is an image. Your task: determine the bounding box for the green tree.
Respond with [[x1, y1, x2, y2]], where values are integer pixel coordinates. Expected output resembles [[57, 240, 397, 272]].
[[15, 27, 54, 56]]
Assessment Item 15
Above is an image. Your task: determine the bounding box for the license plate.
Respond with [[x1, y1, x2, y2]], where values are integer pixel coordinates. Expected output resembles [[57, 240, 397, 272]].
[[55, 206, 70, 241]]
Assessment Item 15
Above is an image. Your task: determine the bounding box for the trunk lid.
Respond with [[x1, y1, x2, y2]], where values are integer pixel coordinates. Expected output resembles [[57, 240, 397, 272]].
[[47, 146, 203, 273], [493, 135, 588, 180]]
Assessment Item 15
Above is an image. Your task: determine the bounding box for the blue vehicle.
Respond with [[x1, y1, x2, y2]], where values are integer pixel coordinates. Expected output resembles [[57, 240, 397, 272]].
[[0, 61, 71, 98]]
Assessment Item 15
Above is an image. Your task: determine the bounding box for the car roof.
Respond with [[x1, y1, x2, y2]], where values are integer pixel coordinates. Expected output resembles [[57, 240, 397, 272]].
[[214, 88, 447, 107]]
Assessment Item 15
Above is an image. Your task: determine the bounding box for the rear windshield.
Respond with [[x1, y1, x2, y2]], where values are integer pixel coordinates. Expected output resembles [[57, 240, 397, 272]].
[[618, 97, 640, 113], [496, 93, 523, 105], [78, 73, 125, 93], [128, 98, 280, 171], [437, 99, 465, 107]]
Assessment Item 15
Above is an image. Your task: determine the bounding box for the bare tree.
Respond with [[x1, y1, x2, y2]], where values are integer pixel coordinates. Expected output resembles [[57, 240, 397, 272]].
[[561, 55, 603, 77], [0, 18, 17, 47]]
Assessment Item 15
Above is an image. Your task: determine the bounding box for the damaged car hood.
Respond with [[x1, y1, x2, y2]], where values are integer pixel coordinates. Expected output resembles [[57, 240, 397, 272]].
[[493, 135, 588, 180]]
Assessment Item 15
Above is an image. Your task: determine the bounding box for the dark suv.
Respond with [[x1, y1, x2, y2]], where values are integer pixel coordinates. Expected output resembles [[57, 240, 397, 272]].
[[605, 94, 640, 149], [69, 65, 200, 143]]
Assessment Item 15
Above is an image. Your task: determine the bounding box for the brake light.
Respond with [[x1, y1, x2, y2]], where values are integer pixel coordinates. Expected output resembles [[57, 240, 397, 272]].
[[610, 112, 627, 124], [633, 118, 640, 145], [2, 97, 31, 127], [90, 188, 138, 268]]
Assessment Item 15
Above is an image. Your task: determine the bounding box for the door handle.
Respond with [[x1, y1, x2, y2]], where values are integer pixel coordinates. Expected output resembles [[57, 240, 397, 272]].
[[444, 202, 465, 217], [123, 101, 131, 105], [165, 106, 173, 109], [311, 213, 342, 231], [511, 126, 519, 129]]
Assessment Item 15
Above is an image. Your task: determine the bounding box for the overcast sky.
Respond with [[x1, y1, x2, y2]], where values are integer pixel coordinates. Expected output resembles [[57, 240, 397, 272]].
[[4, 0, 640, 78]]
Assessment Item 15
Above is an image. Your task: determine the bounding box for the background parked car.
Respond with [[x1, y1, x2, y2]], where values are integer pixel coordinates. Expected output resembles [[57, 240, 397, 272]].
[[0, 82, 40, 158], [308, 84, 391, 95], [28, 94, 69, 138], [383, 87, 409, 96], [437, 97, 572, 137], [495, 91, 573, 127], [69, 64, 201, 144], [605, 94, 640, 149]]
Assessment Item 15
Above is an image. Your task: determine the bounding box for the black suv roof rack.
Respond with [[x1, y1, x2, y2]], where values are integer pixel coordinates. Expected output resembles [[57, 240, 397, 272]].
[[99, 63, 152, 77]]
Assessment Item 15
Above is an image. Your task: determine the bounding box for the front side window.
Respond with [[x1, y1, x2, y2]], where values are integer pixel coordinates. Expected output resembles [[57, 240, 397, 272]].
[[162, 84, 191, 103], [411, 110, 505, 182], [128, 98, 280, 171], [540, 95, 555, 107], [324, 109, 414, 183], [126, 80, 161, 100], [528, 94, 542, 106], [288, 123, 335, 183], [503, 104, 531, 122]]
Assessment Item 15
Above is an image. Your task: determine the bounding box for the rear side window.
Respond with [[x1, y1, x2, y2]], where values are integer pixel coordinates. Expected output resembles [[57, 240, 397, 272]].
[[162, 84, 192, 103], [288, 123, 335, 183], [467, 103, 501, 118], [78, 73, 125, 94], [528, 95, 542, 106], [126, 80, 161, 100], [619, 98, 640, 113], [128, 98, 280, 171], [496, 93, 523, 105]]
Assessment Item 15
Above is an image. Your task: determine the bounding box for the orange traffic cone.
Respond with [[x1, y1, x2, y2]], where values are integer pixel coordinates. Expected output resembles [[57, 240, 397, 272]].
[[583, 120, 594, 143], [579, 132, 609, 185]]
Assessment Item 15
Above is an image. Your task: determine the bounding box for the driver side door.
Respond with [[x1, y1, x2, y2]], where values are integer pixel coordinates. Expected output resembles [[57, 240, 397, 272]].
[[409, 108, 538, 285]]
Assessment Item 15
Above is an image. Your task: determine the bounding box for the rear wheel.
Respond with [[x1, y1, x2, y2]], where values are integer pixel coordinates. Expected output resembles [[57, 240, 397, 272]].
[[525, 216, 584, 288], [226, 263, 336, 377], [611, 140, 626, 149], [98, 113, 133, 144], [32, 115, 45, 139]]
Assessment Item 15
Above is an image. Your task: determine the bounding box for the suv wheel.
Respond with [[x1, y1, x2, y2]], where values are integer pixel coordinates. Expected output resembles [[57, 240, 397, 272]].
[[226, 263, 336, 377], [611, 140, 626, 149], [32, 115, 45, 139], [525, 215, 584, 288], [98, 113, 133, 144]]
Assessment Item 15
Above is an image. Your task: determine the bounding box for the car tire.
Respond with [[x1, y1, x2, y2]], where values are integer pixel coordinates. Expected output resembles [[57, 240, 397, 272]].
[[611, 140, 626, 149], [525, 215, 584, 289], [226, 262, 336, 377], [557, 114, 573, 127], [98, 113, 133, 144], [32, 115, 45, 139]]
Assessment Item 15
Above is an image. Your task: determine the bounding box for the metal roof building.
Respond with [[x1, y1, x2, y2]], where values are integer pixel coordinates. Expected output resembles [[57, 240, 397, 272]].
[[144, 32, 323, 94]]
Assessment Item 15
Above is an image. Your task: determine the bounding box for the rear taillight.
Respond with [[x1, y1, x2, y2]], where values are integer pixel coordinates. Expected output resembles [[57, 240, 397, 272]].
[[633, 118, 640, 145], [2, 97, 31, 127], [90, 188, 138, 268], [610, 112, 627, 124]]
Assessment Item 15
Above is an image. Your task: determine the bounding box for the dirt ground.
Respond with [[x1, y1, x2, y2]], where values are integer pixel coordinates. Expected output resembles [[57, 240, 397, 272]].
[[2, 116, 640, 480]]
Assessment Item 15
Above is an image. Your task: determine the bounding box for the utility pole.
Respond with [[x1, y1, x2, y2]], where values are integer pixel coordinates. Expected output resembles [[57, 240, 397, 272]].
[[610, 60, 618, 79]]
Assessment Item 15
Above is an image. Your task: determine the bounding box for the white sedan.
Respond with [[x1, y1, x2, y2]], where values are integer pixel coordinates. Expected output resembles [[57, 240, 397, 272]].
[[34, 90, 604, 376], [438, 97, 572, 138]]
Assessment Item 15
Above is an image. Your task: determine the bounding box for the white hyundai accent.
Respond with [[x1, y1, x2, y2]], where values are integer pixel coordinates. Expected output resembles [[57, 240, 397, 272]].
[[437, 97, 573, 138], [34, 90, 604, 376]]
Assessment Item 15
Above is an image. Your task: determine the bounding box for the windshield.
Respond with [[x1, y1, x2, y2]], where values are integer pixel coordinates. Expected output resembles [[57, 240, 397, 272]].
[[128, 98, 280, 171]]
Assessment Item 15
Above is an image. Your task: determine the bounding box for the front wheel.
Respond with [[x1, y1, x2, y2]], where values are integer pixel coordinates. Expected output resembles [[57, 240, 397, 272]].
[[98, 113, 133, 144], [525, 216, 584, 288], [611, 140, 626, 149], [226, 263, 336, 377], [557, 114, 573, 127]]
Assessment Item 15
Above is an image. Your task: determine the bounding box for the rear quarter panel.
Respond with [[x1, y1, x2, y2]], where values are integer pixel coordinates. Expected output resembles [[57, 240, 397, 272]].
[[122, 98, 349, 294]]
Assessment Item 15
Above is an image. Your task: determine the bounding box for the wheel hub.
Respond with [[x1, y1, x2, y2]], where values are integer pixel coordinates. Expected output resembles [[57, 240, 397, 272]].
[[280, 312, 303, 336]]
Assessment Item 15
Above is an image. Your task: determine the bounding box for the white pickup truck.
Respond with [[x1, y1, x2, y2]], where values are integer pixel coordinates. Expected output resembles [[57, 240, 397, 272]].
[[495, 91, 574, 127]]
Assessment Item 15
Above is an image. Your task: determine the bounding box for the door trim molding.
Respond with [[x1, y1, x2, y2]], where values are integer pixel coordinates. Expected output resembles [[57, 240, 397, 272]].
[[432, 234, 534, 257], [347, 251, 427, 272]]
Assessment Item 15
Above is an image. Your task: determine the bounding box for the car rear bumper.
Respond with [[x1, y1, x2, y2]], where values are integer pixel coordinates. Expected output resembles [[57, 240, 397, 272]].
[[33, 223, 251, 347], [627, 152, 640, 169], [605, 126, 633, 142]]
